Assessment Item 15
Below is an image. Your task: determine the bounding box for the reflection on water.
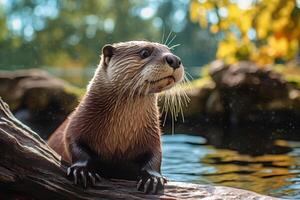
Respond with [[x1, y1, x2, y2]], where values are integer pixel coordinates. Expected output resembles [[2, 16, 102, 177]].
[[162, 126, 300, 199], [45, 67, 300, 198]]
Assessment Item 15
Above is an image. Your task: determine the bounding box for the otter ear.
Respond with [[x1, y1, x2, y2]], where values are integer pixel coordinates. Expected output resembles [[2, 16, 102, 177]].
[[102, 44, 115, 68]]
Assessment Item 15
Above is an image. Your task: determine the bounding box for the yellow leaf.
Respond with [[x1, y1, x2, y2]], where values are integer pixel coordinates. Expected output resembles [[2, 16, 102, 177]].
[[189, 0, 300, 64], [210, 24, 219, 33], [239, 13, 251, 34], [190, 1, 200, 23], [256, 11, 271, 39]]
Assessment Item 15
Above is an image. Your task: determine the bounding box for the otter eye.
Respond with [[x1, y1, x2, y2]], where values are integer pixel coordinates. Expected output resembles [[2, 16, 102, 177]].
[[139, 48, 152, 59]]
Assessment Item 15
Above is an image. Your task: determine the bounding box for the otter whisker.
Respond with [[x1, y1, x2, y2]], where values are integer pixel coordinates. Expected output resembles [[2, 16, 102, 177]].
[[179, 76, 191, 106], [160, 76, 191, 134], [161, 94, 170, 127], [170, 44, 181, 50], [170, 96, 175, 134], [164, 30, 173, 45], [184, 71, 194, 81], [176, 84, 190, 122], [181, 88, 190, 107], [161, 26, 165, 44], [167, 34, 177, 47], [49, 41, 186, 192]]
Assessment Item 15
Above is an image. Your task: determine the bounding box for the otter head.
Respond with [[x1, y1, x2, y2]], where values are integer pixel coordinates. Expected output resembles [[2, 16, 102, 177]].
[[100, 41, 184, 96]]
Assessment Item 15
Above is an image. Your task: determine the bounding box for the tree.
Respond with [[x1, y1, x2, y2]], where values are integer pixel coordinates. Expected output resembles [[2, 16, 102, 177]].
[[190, 0, 300, 65], [154, 0, 217, 68], [0, 0, 160, 69], [0, 0, 217, 71]]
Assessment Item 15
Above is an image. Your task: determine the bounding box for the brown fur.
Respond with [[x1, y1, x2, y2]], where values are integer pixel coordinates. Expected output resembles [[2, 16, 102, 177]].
[[47, 41, 184, 184], [48, 117, 70, 160], [48, 93, 161, 163]]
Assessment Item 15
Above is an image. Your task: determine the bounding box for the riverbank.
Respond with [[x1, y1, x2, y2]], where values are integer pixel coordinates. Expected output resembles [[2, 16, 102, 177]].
[[181, 60, 300, 126], [0, 98, 281, 200], [1, 61, 300, 136]]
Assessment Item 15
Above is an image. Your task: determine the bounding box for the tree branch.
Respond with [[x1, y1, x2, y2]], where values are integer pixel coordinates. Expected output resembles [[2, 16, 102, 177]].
[[0, 97, 278, 200]]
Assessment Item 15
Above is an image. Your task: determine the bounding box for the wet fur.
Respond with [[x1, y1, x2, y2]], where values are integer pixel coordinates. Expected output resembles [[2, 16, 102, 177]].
[[48, 41, 183, 184]]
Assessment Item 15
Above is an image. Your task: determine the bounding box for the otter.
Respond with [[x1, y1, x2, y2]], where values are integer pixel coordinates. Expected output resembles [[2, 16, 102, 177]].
[[48, 41, 184, 194]]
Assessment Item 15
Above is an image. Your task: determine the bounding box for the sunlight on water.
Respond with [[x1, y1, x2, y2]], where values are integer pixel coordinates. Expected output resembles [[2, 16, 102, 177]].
[[162, 134, 300, 199], [162, 134, 214, 183]]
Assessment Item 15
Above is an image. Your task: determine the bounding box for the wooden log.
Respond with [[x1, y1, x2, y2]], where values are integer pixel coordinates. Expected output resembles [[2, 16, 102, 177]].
[[0, 97, 279, 200]]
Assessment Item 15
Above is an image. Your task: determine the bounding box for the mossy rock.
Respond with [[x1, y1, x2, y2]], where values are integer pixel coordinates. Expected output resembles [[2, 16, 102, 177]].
[[0, 69, 84, 138], [180, 60, 300, 125]]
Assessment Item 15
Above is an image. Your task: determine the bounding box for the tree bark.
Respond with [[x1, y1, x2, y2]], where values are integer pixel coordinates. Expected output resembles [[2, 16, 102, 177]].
[[0, 97, 278, 200]]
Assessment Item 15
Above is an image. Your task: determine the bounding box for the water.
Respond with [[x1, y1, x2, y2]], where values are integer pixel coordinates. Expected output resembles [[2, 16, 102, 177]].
[[161, 127, 300, 199], [43, 67, 300, 199]]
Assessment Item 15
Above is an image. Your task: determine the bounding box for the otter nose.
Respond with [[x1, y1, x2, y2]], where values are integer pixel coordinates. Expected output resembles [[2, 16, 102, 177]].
[[165, 54, 181, 69]]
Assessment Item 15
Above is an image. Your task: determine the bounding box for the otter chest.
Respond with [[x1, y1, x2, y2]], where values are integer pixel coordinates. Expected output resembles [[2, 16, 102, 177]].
[[97, 107, 150, 158]]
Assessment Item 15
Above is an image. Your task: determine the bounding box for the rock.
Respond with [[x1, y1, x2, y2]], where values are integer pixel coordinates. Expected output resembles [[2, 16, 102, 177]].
[[210, 60, 288, 100], [182, 61, 300, 125], [181, 82, 217, 118], [0, 69, 81, 138], [163, 182, 280, 200]]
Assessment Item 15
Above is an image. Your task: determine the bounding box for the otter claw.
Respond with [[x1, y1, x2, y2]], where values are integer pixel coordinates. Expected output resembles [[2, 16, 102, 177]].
[[95, 173, 102, 181], [80, 170, 87, 188], [67, 163, 101, 188], [159, 177, 164, 186], [152, 178, 158, 194], [137, 171, 166, 194], [73, 169, 78, 185], [88, 172, 96, 186], [137, 179, 143, 190], [137, 176, 164, 194], [67, 167, 71, 176], [144, 178, 151, 193]]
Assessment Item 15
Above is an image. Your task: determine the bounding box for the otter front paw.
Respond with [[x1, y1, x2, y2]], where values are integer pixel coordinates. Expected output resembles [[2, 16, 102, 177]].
[[67, 161, 101, 188], [137, 169, 167, 194]]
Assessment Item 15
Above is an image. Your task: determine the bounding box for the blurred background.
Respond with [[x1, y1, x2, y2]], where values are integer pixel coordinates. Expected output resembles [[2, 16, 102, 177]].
[[1, 0, 300, 199], [0, 0, 217, 84]]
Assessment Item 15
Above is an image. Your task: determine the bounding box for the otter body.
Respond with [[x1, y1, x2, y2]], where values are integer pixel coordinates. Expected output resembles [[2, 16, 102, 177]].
[[48, 41, 184, 193]]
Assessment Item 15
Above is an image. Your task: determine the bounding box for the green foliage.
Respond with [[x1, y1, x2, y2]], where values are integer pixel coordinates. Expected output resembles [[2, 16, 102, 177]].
[[0, 0, 217, 71], [0, 0, 159, 68]]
